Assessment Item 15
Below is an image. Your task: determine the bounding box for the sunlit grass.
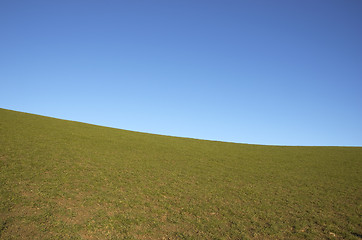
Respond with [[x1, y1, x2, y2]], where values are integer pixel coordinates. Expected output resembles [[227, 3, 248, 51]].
[[0, 108, 361, 239]]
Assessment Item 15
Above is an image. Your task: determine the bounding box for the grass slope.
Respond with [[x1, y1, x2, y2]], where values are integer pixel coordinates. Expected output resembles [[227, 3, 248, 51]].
[[0, 108, 361, 239]]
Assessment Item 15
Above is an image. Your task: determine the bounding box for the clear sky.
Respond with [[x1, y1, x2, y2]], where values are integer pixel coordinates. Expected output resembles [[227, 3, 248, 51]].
[[1, 0, 361, 146]]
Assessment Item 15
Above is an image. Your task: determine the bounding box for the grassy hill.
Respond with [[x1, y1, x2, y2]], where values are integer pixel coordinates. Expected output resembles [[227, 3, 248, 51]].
[[0, 108, 361, 239]]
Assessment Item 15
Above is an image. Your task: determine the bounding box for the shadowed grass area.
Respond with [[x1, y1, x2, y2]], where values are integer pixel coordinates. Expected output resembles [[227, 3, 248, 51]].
[[0, 108, 361, 239]]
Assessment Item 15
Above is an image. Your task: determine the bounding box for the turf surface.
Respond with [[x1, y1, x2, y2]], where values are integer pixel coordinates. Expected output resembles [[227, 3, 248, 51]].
[[0, 108, 361, 239]]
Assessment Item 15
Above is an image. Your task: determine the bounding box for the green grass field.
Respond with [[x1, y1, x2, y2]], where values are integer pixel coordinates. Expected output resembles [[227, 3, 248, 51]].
[[0, 108, 361, 239]]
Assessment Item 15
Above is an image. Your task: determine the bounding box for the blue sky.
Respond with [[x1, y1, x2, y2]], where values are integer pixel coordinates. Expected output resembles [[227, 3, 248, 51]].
[[1, 0, 361, 146]]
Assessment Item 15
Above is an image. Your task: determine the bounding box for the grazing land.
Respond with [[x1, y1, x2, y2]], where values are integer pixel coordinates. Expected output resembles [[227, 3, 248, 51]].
[[0, 108, 361, 239]]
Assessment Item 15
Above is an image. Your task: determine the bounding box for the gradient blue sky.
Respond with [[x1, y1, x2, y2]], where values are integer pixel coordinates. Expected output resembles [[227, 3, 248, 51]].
[[1, 0, 361, 146]]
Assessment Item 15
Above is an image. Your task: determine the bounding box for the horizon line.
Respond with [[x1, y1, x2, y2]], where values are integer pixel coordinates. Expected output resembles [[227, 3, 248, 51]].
[[1, 107, 361, 148]]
